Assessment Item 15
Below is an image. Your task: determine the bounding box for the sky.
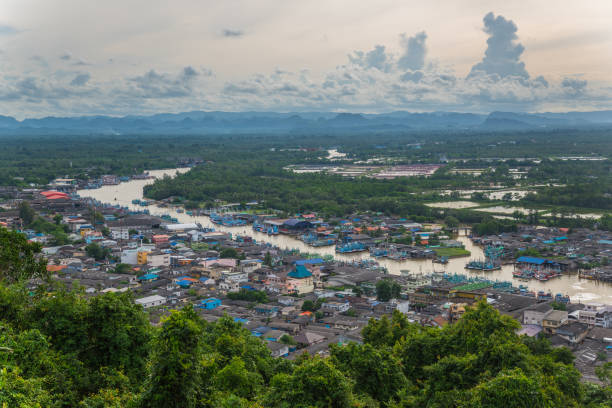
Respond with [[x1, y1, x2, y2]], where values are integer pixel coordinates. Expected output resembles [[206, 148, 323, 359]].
[[1, 0, 611, 119]]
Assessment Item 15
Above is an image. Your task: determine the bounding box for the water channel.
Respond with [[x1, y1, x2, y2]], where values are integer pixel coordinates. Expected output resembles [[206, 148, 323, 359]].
[[77, 168, 612, 304]]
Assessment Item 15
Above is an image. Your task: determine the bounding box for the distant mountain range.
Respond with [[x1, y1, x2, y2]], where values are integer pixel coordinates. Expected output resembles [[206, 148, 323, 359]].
[[1, 110, 612, 135]]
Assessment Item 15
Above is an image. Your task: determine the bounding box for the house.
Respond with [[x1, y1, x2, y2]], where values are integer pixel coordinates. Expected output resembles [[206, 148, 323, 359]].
[[152, 234, 170, 245], [255, 304, 280, 318], [267, 341, 289, 358], [264, 329, 287, 342], [321, 301, 350, 314], [523, 303, 553, 326], [138, 273, 159, 282], [198, 298, 222, 310], [148, 253, 170, 267], [557, 322, 590, 345], [135, 295, 166, 308], [595, 306, 612, 328], [294, 331, 326, 347], [110, 228, 130, 240], [221, 270, 249, 283], [278, 296, 296, 306], [542, 310, 568, 334], [286, 265, 314, 294]]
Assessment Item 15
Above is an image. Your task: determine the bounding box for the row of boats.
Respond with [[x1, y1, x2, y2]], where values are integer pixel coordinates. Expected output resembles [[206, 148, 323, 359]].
[[512, 267, 561, 282]]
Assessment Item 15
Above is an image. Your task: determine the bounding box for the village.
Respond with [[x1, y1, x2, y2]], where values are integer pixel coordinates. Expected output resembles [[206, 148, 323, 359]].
[[1, 179, 611, 382]]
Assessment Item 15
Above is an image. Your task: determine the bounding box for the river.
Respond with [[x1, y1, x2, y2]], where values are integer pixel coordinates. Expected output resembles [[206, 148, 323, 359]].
[[77, 168, 612, 304]]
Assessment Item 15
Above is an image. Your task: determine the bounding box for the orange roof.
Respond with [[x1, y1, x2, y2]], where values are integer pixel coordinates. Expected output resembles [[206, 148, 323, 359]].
[[153, 234, 169, 239], [47, 265, 67, 272], [420, 240, 429, 245], [41, 190, 69, 200], [299, 311, 313, 316]]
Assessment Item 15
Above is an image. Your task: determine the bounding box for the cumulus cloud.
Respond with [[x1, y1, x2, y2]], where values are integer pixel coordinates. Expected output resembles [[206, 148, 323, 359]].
[[562, 77, 587, 95], [70, 73, 91, 86], [348, 45, 392, 72], [222, 29, 244, 38], [125, 66, 203, 98], [398, 31, 427, 71], [469, 12, 529, 79]]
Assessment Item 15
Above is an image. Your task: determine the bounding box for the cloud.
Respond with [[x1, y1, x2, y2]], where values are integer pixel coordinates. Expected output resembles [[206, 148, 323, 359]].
[[562, 77, 587, 95], [125, 66, 203, 98], [398, 31, 427, 71], [222, 29, 244, 38], [469, 12, 529, 79], [0, 24, 18, 35], [348, 45, 392, 72], [70, 73, 91, 86]]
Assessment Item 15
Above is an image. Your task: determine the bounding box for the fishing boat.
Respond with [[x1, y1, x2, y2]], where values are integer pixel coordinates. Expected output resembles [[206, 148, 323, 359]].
[[433, 256, 449, 264], [336, 242, 367, 253]]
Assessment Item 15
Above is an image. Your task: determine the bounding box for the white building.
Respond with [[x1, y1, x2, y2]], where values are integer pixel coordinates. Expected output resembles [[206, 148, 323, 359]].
[[221, 270, 249, 283], [321, 301, 350, 313], [135, 295, 166, 308], [149, 253, 171, 268], [110, 227, 130, 240]]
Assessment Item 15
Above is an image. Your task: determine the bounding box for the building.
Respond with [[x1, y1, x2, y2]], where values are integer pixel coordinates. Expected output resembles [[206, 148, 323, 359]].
[[321, 301, 350, 314], [152, 234, 170, 245], [255, 304, 280, 317], [148, 253, 170, 268], [286, 265, 314, 294], [542, 310, 568, 334], [523, 303, 553, 326], [556, 322, 590, 345], [221, 270, 249, 283], [135, 295, 166, 308], [198, 298, 222, 310], [110, 228, 129, 240], [267, 341, 289, 358]]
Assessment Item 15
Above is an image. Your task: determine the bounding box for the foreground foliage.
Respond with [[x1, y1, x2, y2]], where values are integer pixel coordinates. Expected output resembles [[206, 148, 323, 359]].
[[2, 282, 611, 407]]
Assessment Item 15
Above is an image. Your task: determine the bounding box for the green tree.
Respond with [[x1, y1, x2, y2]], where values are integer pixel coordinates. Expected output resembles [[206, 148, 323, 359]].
[[0, 227, 48, 283], [86, 243, 109, 261], [18, 201, 35, 226], [264, 357, 354, 408], [53, 214, 63, 225], [139, 306, 204, 408], [376, 279, 401, 302]]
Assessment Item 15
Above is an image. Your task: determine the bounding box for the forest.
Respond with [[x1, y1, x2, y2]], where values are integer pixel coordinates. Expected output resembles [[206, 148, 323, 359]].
[[1, 227, 612, 407]]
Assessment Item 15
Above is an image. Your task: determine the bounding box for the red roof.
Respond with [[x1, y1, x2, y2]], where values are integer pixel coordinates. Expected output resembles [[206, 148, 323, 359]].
[[41, 191, 69, 200]]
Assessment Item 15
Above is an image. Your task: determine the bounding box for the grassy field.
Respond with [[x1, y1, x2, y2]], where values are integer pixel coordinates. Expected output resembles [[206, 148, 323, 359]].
[[433, 247, 471, 257]]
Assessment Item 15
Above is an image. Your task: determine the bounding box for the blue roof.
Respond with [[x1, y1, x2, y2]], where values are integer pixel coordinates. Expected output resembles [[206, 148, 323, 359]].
[[199, 277, 209, 282], [295, 258, 324, 266], [138, 273, 158, 281], [202, 297, 221, 304], [516, 256, 547, 265], [598, 239, 612, 245], [288, 264, 312, 279], [176, 280, 192, 287]]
